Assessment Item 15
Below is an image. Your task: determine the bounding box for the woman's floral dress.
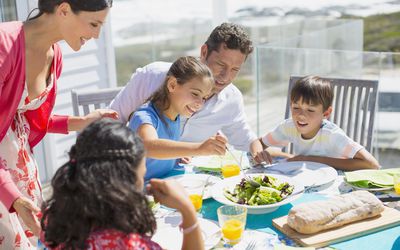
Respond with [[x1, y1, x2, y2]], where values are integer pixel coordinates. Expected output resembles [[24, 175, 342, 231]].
[[0, 77, 53, 249]]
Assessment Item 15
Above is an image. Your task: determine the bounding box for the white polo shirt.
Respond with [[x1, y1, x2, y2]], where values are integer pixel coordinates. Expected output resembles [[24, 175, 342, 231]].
[[109, 61, 257, 151]]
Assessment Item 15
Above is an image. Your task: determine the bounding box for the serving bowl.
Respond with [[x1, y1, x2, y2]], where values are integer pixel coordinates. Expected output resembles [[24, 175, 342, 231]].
[[211, 174, 304, 214]]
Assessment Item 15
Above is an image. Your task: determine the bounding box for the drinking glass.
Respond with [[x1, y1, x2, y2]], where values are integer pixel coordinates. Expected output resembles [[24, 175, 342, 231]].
[[220, 152, 242, 178], [180, 179, 204, 212], [394, 174, 400, 195], [217, 205, 247, 246]]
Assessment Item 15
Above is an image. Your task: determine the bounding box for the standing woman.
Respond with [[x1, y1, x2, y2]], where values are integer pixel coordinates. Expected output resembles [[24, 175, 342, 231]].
[[0, 0, 116, 248]]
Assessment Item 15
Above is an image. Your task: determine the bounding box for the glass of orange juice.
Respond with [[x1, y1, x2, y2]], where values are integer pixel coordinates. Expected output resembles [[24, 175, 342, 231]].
[[217, 205, 247, 246], [394, 174, 400, 195], [220, 153, 242, 178], [180, 179, 204, 212]]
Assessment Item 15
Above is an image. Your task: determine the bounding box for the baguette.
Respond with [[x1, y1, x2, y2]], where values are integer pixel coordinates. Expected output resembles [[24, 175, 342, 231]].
[[287, 190, 384, 234]]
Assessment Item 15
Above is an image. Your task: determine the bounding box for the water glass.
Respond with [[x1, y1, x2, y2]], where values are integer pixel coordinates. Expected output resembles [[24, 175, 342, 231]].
[[217, 205, 247, 246]]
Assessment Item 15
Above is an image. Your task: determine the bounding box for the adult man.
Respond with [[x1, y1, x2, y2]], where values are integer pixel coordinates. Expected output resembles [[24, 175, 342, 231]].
[[110, 23, 271, 163]]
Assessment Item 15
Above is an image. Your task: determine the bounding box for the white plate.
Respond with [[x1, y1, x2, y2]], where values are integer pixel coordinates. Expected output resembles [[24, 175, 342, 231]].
[[211, 174, 304, 214], [261, 161, 338, 188], [165, 174, 221, 199], [153, 213, 220, 250]]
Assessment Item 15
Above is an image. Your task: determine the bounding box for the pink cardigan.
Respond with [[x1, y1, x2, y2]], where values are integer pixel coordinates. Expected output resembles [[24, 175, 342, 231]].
[[0, 21, 69, 211]]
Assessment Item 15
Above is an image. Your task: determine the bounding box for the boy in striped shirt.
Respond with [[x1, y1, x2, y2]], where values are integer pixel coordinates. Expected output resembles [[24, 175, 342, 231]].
[[255, 76, 379, 171]]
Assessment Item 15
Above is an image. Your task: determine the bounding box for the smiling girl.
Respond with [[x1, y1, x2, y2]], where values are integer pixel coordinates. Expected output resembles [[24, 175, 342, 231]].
[[129, 56, 227, 180], [0, 1, 117, 248]]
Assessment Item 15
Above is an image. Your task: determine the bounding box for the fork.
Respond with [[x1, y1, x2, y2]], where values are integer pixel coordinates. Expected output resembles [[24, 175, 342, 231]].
[[245, 239, 257, 250]]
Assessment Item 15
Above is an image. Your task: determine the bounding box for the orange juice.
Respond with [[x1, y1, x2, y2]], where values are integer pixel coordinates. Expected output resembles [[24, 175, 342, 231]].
[[395, 183, 400, 194], [189, 194, 203, 211], [394, 174, 400, 195], [221, 219, 244, 242], [221, 164, 240, 178]]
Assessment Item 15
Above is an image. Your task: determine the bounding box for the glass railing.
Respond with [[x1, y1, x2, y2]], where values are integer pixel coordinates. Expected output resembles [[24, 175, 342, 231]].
[[253, 46, 400, 168]]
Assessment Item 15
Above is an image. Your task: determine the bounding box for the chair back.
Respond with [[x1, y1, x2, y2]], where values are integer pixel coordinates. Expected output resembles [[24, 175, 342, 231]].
[[71, 87, 122, 116], [284, 76, 379, 152]]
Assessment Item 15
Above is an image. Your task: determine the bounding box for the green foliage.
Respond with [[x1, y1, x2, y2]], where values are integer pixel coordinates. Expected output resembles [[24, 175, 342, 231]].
[[346, 11, 400, 52], [233, 76, 253, 95]]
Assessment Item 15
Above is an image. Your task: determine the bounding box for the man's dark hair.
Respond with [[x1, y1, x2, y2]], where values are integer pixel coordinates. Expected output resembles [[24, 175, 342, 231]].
[[205, 22, 253, 58]]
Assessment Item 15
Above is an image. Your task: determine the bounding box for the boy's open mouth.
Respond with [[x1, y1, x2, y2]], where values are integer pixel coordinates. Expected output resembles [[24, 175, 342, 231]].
[[297, 121, 308, 127]]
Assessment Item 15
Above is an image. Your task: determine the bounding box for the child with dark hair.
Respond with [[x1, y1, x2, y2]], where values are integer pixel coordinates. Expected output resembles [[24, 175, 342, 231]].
[[41, 118, 203, 250], [255, 76, 379, 171], [129, 56, 228, 180]]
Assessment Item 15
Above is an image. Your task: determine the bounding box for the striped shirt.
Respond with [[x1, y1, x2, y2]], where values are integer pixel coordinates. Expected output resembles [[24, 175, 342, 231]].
[[261, 119, 363, 158]]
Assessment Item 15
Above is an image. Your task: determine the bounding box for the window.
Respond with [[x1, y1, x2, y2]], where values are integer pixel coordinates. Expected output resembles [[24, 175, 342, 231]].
[[0, 0, 17, 22]]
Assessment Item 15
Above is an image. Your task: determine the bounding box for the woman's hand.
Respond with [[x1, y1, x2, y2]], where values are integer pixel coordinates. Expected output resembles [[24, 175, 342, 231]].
[[147, 179, 194, 213], [68, 109, 119, 131], [12, 197, 41, 236], [84, 109, 119, 125], [198, 134, 227, 156]]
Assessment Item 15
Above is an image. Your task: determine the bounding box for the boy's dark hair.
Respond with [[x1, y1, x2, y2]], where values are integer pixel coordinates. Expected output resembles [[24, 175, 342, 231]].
[[205, 22, 253, 59], [41, 118, 156, 250], [291, 76, 334, 111]]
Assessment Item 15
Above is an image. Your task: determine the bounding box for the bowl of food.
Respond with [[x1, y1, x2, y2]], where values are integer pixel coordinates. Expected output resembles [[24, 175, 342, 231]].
[[211, 174, 304, 214]]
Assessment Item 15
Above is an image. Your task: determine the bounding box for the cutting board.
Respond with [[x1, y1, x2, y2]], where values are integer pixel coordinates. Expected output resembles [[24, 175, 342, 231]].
[[272, 206, 400, 248]]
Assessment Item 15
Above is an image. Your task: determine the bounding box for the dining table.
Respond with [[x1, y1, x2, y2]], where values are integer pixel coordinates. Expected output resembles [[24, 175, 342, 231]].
[[154, 160, 400, 250]]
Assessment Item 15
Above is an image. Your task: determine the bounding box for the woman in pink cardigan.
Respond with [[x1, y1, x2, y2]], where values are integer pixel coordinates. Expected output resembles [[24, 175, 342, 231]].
[[0, 0, 116, 248]]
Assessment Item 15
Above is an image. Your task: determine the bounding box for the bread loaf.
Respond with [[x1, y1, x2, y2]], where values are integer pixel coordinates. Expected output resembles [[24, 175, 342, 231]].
[[287, 190, 384, 234]]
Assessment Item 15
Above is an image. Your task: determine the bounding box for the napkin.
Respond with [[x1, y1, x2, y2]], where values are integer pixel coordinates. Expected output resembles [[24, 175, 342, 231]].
[[345, 168, 400, 188], [232, 230, 280, 250]]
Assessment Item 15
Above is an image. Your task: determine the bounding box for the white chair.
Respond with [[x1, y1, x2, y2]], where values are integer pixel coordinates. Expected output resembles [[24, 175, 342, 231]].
[[284, 76, 379, 152], [71, 87, 122, 116]]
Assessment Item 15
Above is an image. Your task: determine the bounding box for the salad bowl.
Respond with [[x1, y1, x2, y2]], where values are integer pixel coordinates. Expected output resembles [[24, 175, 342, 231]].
[[211, 174, 304, 214]]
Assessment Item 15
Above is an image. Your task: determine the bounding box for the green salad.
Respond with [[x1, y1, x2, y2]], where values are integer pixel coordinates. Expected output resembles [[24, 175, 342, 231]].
[[223, 175, 294, 206]]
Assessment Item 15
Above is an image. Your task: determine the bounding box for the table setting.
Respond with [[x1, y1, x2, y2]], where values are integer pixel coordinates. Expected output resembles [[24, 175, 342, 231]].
[[151, 151, 400, 250]]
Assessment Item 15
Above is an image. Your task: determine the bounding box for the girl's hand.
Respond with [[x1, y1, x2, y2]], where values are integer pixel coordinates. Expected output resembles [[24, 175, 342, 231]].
[[198, 134, 227, 155], [12, 197, 41, 236], [147, 179, 194, 213], [253, 149, 273, 164]]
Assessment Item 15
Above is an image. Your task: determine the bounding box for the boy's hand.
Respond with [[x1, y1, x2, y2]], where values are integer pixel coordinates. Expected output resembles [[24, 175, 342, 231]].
[[252, 150, 273, 165], [287, 155, 308, 162]]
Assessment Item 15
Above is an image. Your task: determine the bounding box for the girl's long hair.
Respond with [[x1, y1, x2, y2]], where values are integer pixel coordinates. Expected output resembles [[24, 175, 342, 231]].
[[41, 118, 156, 250]]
